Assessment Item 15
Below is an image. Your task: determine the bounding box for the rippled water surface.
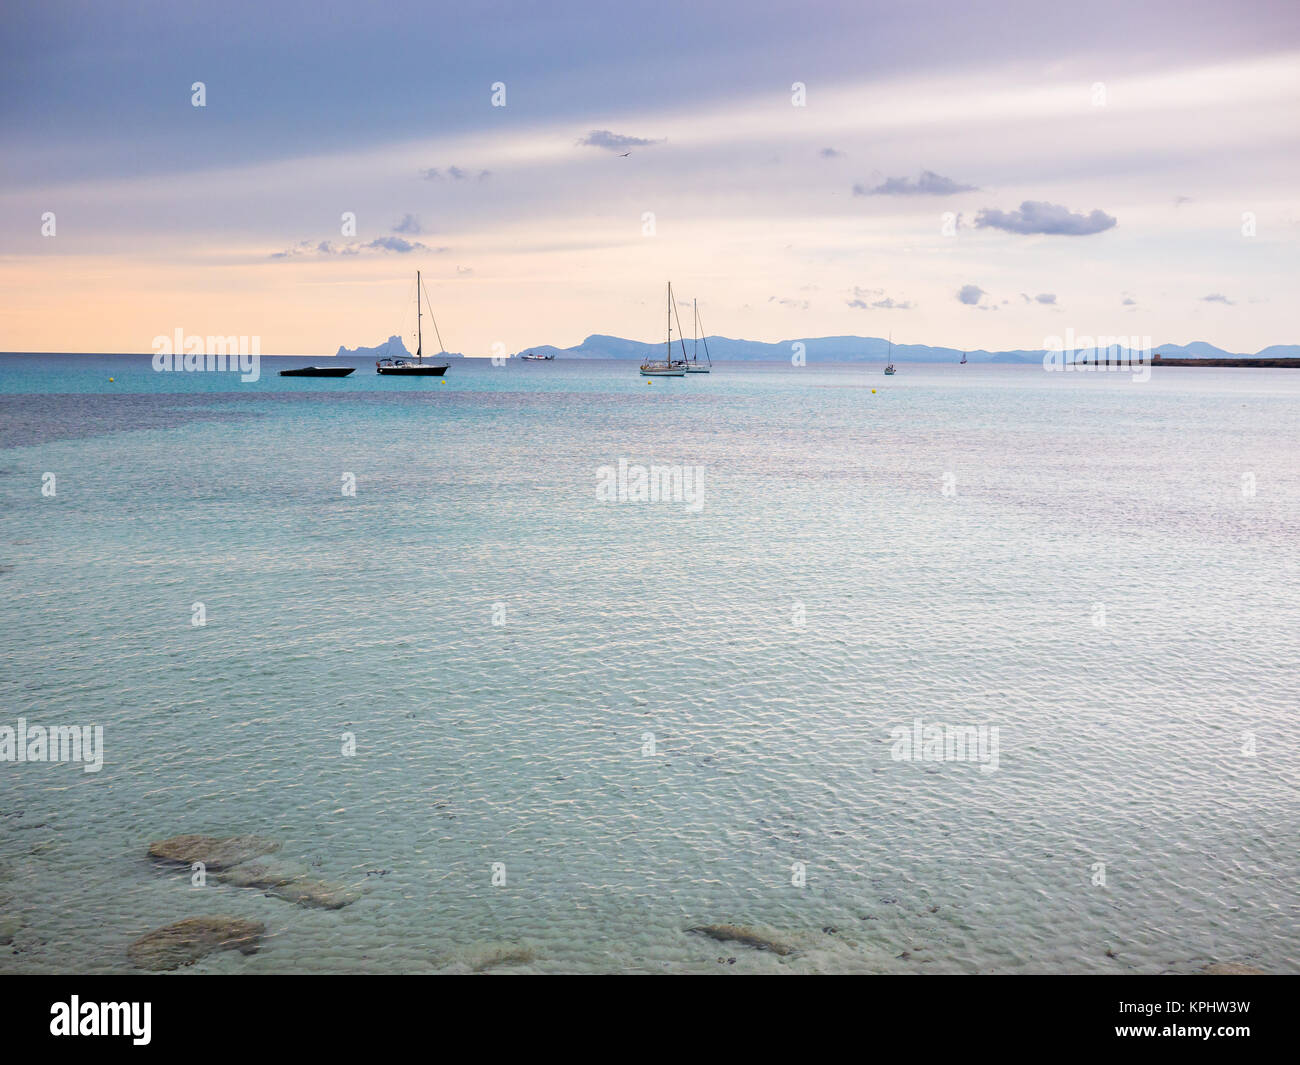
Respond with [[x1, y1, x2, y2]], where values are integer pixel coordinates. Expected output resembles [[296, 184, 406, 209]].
[[1, 354, 1297, 973]]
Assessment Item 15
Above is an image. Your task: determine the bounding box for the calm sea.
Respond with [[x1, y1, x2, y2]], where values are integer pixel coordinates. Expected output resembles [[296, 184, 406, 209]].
[[1, 353, 1297, 973]]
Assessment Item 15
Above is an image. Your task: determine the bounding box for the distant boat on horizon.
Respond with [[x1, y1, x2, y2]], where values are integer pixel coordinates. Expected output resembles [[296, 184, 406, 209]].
[[520, 352, 554, 361], [640, 282, 688, 376], [376, 270, 449, 376], [960, 351, 967, 364], [884, 333, 896, 375], [685, 298, 711, 373]]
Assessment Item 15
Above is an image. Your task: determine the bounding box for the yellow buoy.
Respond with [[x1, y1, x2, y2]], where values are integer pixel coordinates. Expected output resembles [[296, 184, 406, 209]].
[[871, 389, 876, 394], [109, 377, 115, 382]]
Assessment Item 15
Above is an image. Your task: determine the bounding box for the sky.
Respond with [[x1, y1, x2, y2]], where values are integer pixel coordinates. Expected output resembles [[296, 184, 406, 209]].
[[1, 0, 1298, 355]]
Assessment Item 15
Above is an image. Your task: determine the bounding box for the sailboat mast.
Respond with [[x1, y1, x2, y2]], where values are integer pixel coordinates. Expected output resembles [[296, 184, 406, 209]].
[[416, 270, 423, 362], [666, 282, 672, 362], [693, 299, 698, 362]]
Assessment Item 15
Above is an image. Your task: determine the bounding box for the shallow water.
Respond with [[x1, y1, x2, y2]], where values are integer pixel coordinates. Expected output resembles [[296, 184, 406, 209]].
[[1, 355, 1297, 973]]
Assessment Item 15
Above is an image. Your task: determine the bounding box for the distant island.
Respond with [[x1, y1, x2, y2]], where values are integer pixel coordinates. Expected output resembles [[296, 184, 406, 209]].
[[335, 335, 464, 359], [329, 334, 1299, 364], [503, 335, 1300, 364]]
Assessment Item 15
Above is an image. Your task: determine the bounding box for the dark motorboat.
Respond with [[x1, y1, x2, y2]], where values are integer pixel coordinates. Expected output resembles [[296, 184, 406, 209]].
[[279, 365, 356, 377], [377, 270, 451, 376]]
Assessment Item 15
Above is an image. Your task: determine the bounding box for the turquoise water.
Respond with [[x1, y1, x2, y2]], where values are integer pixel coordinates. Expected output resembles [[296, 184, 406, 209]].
[[1, 354, 1297, 973]]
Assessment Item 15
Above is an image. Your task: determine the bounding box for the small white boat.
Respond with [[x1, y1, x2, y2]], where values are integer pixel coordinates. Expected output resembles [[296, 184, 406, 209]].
[[641, 282, 690, 376], [685, 299, 711, 373]]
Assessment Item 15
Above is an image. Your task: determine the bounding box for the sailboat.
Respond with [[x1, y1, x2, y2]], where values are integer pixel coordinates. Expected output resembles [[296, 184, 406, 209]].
[[640, 282, 688, 376], [376, 270, 449, 376], [685, 299, 712, 373], [883, 333, 896, 375], [960, 351, 967, 364]]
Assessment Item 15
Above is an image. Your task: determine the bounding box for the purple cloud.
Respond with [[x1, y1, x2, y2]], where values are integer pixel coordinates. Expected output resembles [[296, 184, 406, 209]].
[[768, 296, 810, 310], [578, 130, 663, 152], [854, 170, 977, 196], [975, 201, 1116, 236], [270, 236, 445, 259], [421, 166, 491, 181], [848, 286, 913, 310]]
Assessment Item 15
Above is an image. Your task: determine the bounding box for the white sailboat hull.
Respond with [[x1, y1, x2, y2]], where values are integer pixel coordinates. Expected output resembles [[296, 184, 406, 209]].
[[643, 283, 692, 375]]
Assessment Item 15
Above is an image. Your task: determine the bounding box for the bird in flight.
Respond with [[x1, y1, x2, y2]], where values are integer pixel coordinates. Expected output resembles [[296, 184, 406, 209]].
[[619, 151, 631, 157]]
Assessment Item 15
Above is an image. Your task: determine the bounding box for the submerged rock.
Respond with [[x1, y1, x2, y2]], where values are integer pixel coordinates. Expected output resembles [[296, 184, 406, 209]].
[[220, 859, 305, 889], [127, 916, 265, 971], [145, 836, 359, 910], [462, 943, 539, 972], [221, 859, 359, 909], [263, 878, 360, 910], [148, 834, 281, 871], [0, 914, 21, 945], [687, 924, 796, 956]]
